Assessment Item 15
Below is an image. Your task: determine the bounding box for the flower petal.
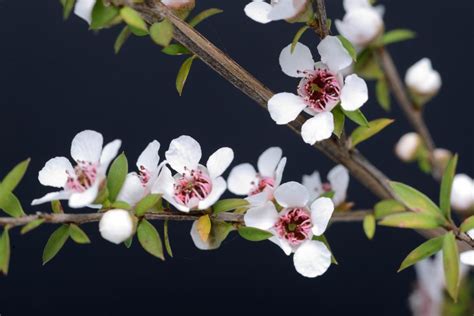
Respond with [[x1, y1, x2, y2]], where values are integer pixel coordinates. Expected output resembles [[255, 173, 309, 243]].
[[228, 163, 258, 195], [279, 42, 314, 78], [275, 157, 287, 186], [38, 157, 74, 188], [100, 139, 122, 172], [269, 236, 292, 256], [310, 197, 334, 236], [301, 112, 334, 145], [137, 140, 160, 172], [340, 74, 368, 111], [71, 130, 104, 163], [460, 250, 474, 266], [166, 135, 202, 173], [31, 191, 71, 206], [244, 1, 272, 24], [151, 166, 175, 197], [198, 177, 227, 210], [268, 92, 306, 125], [274, 181, 309, 208], [302, 171, 323, 202], [207, 147, 234, 179], [328, 165, 349, 206], [317, 36, 352, 73], [245, 190, 272, 206], [68, 180, 100, 208], [257, 147, 282, 178], [451, 174, 474, 211], [116, 173, 146, 206], [244, 201, 279, 230], [268, 0, 301, 21], [343, 0, 371, 12], [293, 240, 332, 278], [74, 0, 96, 24]]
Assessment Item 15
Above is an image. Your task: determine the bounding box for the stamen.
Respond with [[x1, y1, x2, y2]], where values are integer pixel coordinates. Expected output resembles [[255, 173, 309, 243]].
[[274, 208, 312, 246], [297, 68, 341, 112], [174, 169, 213, 206]]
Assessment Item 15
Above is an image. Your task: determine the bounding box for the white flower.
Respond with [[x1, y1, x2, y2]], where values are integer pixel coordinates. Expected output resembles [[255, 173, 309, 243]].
[[268, 37, 368, 144], [302, 165, 349, 206], [244, 181, 334, 277], [227, 147, 286, 205], [99, 209, 136, 244], [116, 140, 162, 206], [394, 132, 421, 162], [32, 130, 121, 208], [244, 0, 309, 24], [450, 174, 474, 212], [335, 0, 384, 48], [152, 135, 234, 213], [405, 58, 442, 100]]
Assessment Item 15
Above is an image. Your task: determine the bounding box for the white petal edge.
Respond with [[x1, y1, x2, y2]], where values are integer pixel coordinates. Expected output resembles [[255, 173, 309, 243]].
[[38, 157, 74, 188], [68, 180, 100, 208], [244, 1, 272, 24], [227, 163, 258, 195], [70, 130, 103, 163], [275, 157, 287, 186], [269, 236, 292, 256], [293, 240, 332, 278], [340, 74, 368, 111], [258, 147, 282, 178], [279, 42, 314, 78], [301, 112, 334, 145], [317, 36, 353, 73], [116, 173, 146, 206], [207, 147, 234, 179], [328, 165, 349, 206], [274, 181, 309, 208], [31, 191, 71, 206], [268, 92, 306, 125], [100, 139, 122, 172], [74, 0, 96, 24], [151, 166, 175, 197], [166, 135, 202, 174], [460, 250, 474, 266], [137, 140, 160, 172], [310, 197, 335, 236], [198, 177, 227, 210], [244, 201, 279, 230]]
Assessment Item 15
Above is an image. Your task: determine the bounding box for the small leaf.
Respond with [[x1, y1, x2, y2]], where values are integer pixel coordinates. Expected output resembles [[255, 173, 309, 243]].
[[21, 219, 45, 235], [51, 200, 63, 214], [164, 220, 173, 257], [378, 212, 443, 229], [111, 200, 131, 210], [135, 194, 161, 217], [354, 48, 383, 80], [188, 8, 223, 27], [213, 199, 249, 214], [439, 154, 458, 220], [238, 226, 272, 242], [120, 7, 148, 33], [68, 224, 91, 244], [319, 190, 335, 199], [196, 215, 212, 242], [363, 214, 376, 240], [350, 118, 394, 148], [2, 158, 30, 192], [107, 153, 128, 202], [443, 232, 460, 301], [389, 182, 444, 217], [0, 192, 25, 217], [0, 228, 10, 274], [61, 0, 76, 20], [42, 225, 70, 265], [91, 0, 119, 30], [398, 235, 444, 272], [137, 219, 164, 260], [291, 25, 309, 53], [337, 35, 357, 61], [114, 26, 131, 54], [150, 19, 174, 47], [332, 106, 345, 138], [129, 25, 148, 37], [162, 44, 191, 56], [176, 55, 196, 96], [124, 236, 133, 248], [374, 199, 405, 219], [381, 29, 416, 46], [460, 216, 474, 233], [376, 78, 390, 111], [343, 109, 369, 127]]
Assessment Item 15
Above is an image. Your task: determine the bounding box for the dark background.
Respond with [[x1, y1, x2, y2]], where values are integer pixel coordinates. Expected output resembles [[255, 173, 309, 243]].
[[0, 0, 472, 315]]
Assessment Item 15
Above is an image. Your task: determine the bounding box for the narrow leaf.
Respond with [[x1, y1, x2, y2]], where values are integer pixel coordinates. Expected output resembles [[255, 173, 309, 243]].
[[443, 232, 460, 301], [150, 19, 174, 47], [374, 199, 406, 219], [124, 236, 133, 248], [381, 29, 416, 46], [21, 219, 45, 235], [376, 78, 390, 111], [176, 55, 196, 95], [164, 220, 173, 257], [343, 109, 369, 127], [135, 194, 161, 217], [363, 214, 376, 240], [51, 200, 63, 214], [337, 35, 357, 61], [2, 158, 30, 192], [91, 0, 119, 30], [114, 26, 131, 54], [137, 219, 164, 260], [107, 153, 128, 202], [120, 7, 148, 33], [332, 106, 345, 138], [460, 216, 474, 233], [68, 224, 91, 244], [42, 225, 69, 265], [61, 0, 76, 20], [188, 8, 223, 27], [0, 192, 25, 217], [238, 226, 272, 242], [398, 235, 444, 272], [350, 118, 394, 148], [213, 199, 249, 214], [162, 44, 191, 56], [291, 25, 309, 53], [0, 228, 10, 274], [389, 181, 443, 217], [196, 215, 212, 242], [439, 154, 458, 220], [379, 212, 443, 229]]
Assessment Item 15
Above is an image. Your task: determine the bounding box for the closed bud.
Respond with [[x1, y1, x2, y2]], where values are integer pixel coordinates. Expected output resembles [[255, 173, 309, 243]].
[[432, 148, 452, 172], [450, 174, 474, 213], [405, 58, 442, 107], [395, 133, 421, 162], [99, 209, 136, 244], [162, 0, 195, 11]]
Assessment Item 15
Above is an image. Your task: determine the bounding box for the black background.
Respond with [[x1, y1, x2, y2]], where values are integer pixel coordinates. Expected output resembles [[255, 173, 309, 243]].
[[0, 0, 472, 315]]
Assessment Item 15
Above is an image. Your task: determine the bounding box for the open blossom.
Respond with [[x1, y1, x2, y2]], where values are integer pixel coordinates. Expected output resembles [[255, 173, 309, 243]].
[[227, 147, 286, 205], [244, 182, 334, 277], [99, 209, 136, 244], [32, 130, 121, 208], [269, 36, 368, 145], [395, 133, 421, 162], [335, 0, 384, 48], [116, 140, 162, 206], [302, 165, 349, 206], [152, 135, 234, 213], [244, 0, 310, 24], [450, 174, 474, 212], [405, 58, 442, 98]]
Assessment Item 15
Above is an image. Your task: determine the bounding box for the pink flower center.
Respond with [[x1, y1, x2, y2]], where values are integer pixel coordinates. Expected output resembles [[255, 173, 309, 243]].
[[297, 68, 341, 112], [138, 165, 151, 187], [174, 168, 212, 206], [65, 161, 98, 192], [274, 208, 312, 246], [249, 176, 275, 196]]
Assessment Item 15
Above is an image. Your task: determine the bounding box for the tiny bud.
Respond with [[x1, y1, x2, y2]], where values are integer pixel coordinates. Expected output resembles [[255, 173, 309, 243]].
[[432, 148, 452, 172], [450, 174, 474, 213], [335, 6, 384, 47], [405, 58, 442, 107], [395, 133, 421, 162], [99, 209, 136, 244], [162, 0, 195, 13]]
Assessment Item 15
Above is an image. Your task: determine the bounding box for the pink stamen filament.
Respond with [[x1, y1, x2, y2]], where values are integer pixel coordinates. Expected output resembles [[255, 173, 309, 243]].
[[274, 208, 312, 246], [249, 176, 275, 196], [174, 168, 212, 205], [297, 69, 341, 112], [65, 161, 98, 193]]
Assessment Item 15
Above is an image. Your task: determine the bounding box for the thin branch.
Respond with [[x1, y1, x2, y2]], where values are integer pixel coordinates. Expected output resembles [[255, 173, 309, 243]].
[[314, 0, 329, 37]]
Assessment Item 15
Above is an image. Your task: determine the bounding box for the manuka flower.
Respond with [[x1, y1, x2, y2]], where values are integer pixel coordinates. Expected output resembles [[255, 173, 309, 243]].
[[244, 0, 310, 24], [302, 165, 349, 207]]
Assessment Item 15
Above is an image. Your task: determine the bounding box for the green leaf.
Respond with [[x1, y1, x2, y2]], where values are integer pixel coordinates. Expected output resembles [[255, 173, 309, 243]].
[[354, 48, 383, 80], [343, 109, 369, 127], [42, 225, 70, 265], [68, 224, 91, 244], [124, 236, 133, 248], [60, 0, 76, 20], [313, 235, 338, 264], [129, 25, 149, 37], [381, 29, 416, 46], [398, 235, 444, 272], [350, 118, 394, 148], [319, 190, 335, 199], [150, 19, 174, 47], [389, 181, 443, 217], [176, 55, 196, 96], [443, 232, 460, 301], [135, 194, 161, 217], [376, 78, 390, 111], [0, 192, 24, 217], [332, 106, 345, 138], [337, 35, 357, 61], [2, 158, 30, 192], [164, 220, 173, 257], [188, 8, 223, 27], [51, 200, 63, 214], [107, 153, 128, 202], [90, 0, 119, 30], [120, 7, 148, 33], [374, 199, 405, 219], [137, 219, 164, 260], [460, 216, 474, 233], [378, 212, 444, 229], [0, 228, 10, 275], [114, 26, 131, 54], [291, 25, 309, 53], [363, 214, 376, 240], [213, 199, 249, 214], [196, 215, 212, 242], [162, 44, 191, 56], [21, 219, 45, 235], [439, 154, 458, 220], [111, 200, 131, 210], [238, 227, 272, 242]]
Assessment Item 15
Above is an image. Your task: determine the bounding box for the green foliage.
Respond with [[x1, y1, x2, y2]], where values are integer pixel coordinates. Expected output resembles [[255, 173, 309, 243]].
[[60, 0, 76, 20], [162, 44, 191, 56], [350, 118, 394, 148], [2, 159, 30, 192], [43, 225, 70, 265], [51, 200, 63, 214], [137, 219, 164, 260], [337, 35, 357, 61], [342, 109, 369, 127], [188, 8, 223, 27], [374, 199, 405, 219], [238, 227, 272, 242], [114, 26, 131, 54], [69, 224, 91, 244], [389, 182, 444, 218], [135, 194, 162, 217], [213, 199, 249, 214], [91, 0, 119, 30], [439, 155, 458, 220], [203, 221, 234, 249], [375, 78, 390, 111], [363, 214, 376, 240], [443, 232, 460, 301], [124, 236, 133, 248], [0, 193, 24, 218], [21, 219, 45, 235], [150, 19, 174, 47], [460, 216, 474, 233], [176, 55, 197, 95], [381, 29, 416, 46], [332, 106, 345, 138], [379, 212, 444, 229], [164, 220, 173, 257], [0, 228, 10, 275], [398, 235, 444, 272], [291, 25, 309, 53], [111, 200, 131, 210], [107, 153, 128, 203], [354, 48, 383, 80], [120, 7, 148, 33]]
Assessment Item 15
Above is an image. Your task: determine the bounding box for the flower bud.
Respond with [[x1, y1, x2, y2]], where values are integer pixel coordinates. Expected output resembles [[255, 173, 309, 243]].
[[405, 58, 442, 106], [162, 0, 195, 11], [395, 133, 421, 162], [335, 6, 384, 47], [99, 209, 136, 244], [432, 148, 452, 172], [450, 174, 474, 212]]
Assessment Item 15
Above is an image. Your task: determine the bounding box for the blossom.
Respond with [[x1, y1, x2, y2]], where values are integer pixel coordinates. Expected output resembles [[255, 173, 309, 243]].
[[244, 181, 334, 277], [335, 0, 384, 48], [32, 130, 121, 208], [395, 132, 421, 162], [268, 36, 368, 144], [152, 135, 234, 212], [244, 0, 310, 24], [302, 165, 349, 206], [450, 174, 474, 212], [116, 140, 162, 206], [227, 147, 286, 205], [405, 58, 442, 99], [99, 209, 136, 244]]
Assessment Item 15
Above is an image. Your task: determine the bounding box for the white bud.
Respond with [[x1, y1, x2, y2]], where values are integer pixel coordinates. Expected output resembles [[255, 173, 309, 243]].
[[335, 7, 384, 47], [99, 209, 135, 244], [450, 174, 474, 212], [433, 148, 452, 171], [162, 0, 195, 11], [395, 133, 421, 162], [405, 58, 442, 102], [460, 250, 474, 266]]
